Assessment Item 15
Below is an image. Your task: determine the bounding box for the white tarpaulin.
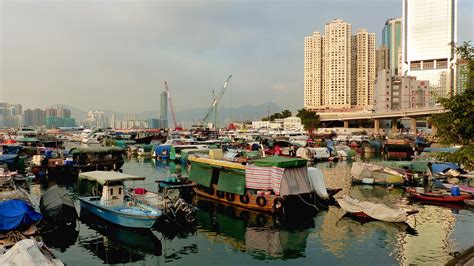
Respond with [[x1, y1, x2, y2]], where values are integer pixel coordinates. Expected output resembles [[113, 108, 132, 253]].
[[337, 195, 409, 223], [351, 162, 403, 180], [307, 167, 329, 199], [0, 239, 63, 266]]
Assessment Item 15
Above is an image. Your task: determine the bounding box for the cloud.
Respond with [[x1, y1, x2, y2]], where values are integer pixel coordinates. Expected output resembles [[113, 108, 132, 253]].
[[1, 0, 472, 112]]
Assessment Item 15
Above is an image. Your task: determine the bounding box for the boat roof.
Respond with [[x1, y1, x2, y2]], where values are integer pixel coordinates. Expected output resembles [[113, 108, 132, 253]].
[[252, 156, 307, 168], [189, 157, 245, 170], [79, 171, 145, 184], [70, 146, 124, 154]]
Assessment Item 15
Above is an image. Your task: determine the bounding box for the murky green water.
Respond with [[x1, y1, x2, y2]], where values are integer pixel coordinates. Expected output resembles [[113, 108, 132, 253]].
[[31, 157, 474, 265]]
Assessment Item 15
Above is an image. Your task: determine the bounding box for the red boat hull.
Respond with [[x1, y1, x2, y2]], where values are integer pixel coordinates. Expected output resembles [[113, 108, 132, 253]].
[[406, 188, 472, 203]]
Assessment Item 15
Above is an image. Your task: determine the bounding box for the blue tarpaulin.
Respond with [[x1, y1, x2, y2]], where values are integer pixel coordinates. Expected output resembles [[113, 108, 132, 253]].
[[431, 163, 460, 174], [1, 145, 21, 155], [0, 154, 18, 164], [154, 145, 171, 157], [0, 199, 42, 231]]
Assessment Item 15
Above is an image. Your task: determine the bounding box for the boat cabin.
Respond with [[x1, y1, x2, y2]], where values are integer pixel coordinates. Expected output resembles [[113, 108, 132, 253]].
[[79, 171, 145, 207]]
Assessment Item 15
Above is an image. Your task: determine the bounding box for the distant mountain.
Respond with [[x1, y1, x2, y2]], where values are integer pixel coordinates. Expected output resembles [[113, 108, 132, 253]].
[[137, 102, 283, 123], [66, 102, 284, 126]]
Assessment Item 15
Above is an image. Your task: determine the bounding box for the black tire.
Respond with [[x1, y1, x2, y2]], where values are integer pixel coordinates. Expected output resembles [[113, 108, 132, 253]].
[[216, 190, 225, 198], [240, 194, 250, 204], [256, 196, 267, 207], [272, 197, 284, 214], [226, 192, 235, 202]]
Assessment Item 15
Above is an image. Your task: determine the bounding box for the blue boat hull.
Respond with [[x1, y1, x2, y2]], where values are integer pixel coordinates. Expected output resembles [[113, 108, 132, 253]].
[[79, 197, 159, 229]]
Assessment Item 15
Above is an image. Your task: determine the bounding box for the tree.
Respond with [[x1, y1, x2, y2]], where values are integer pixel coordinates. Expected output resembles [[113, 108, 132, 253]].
[[296, 108, 320, 131], [262, 110, 291, 121], [431, 41, 474, 170], [431, 42, 474, 145], [281, 109, 292, 118]]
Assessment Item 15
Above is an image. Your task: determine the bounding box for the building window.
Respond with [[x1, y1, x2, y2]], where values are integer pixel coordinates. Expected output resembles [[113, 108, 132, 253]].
[[437, 59, 448, 69], [410, 61, 421, 70]]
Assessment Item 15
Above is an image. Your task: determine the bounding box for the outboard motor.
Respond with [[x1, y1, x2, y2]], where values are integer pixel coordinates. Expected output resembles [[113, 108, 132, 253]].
[[173, 198, 196, 225]]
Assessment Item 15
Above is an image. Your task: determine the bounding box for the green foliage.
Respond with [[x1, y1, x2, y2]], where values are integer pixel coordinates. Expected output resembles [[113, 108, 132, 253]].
[[454, 41, 474, 84], [296, 108, 320, 131], [262, 109, 292, 121], [281, 109, 292, 118], [436, 145, 474, 171], [431, 41, 474, 145]]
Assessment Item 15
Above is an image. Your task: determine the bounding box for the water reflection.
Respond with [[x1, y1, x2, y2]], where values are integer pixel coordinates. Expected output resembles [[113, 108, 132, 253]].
[[41, 226, 79, 252], [195, 198, 313, 260], [78, 209, 162, 263], [396, 205, 456, 265], [316, 206, 416, 259], [25, 158, 472, 265]]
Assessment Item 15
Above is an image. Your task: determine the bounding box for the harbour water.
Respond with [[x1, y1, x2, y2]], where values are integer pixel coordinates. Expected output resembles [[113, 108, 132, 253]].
[[30, 157, 474, 265]]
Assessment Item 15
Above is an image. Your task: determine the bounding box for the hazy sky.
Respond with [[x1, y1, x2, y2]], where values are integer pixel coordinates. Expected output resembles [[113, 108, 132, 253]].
[[1, 0, 473, 112]]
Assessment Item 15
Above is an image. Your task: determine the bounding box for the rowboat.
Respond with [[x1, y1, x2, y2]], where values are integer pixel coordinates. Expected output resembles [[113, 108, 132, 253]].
[[406, 188, 472, 203], [78, 171, 162, 229]]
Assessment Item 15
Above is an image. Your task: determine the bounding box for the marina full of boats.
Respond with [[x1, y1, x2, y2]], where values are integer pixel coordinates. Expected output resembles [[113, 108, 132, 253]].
[[0, 126, 473, 264]]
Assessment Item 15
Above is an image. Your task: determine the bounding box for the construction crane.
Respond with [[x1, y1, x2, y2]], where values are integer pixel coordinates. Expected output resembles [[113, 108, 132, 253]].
[[164, 81, 182, 131], [197, 75, 232, 129]]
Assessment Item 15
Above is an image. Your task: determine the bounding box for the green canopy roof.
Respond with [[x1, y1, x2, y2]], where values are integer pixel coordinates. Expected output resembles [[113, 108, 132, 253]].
[[70, 146, 124, 154], [16, 137, 40, 142], [253, 156, 307, 168]]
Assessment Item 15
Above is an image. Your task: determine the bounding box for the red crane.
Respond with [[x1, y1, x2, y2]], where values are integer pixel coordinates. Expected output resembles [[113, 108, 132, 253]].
[[164, 81, 182, 131]]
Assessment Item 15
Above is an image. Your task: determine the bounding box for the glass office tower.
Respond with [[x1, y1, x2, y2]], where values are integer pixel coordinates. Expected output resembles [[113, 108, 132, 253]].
[[402, 0, 457, 104]]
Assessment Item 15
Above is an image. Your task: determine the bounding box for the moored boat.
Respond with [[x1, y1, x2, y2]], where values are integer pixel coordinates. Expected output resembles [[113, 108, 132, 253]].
[[442, 183, 474, 194], [188, 155, 327, 218], [383, 139, 414, 160], [405, 187, 472, 203], [78, 171, 161, 229], [337, 195, 418, 222], [351, 162, 405, 186], [40, 185, 78, 229]]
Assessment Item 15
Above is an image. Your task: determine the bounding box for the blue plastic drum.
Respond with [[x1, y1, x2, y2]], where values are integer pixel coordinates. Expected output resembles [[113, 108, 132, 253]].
[[451, 186, 461, 196]]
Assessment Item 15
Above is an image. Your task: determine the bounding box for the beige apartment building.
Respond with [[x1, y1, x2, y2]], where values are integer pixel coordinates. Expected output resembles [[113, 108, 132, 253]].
[[304, 19, 376, 111]]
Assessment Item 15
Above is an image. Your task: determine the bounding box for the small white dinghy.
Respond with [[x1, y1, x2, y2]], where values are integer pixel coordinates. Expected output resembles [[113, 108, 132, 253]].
[[337, 195, 418, 223]]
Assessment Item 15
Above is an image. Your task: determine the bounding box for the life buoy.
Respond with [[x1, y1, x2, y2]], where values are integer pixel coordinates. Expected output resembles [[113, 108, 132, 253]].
[[272, 197, 284, 214], [256, 196, 267, 207], [226, 192, 235, 202], [216, 190, 225, 198], [240, 194, 250, 204], [126, 201, 135, 207]]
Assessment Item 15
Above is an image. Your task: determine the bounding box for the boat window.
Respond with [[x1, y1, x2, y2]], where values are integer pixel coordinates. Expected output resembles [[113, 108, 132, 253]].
[[110, 188, 113, 195], [119, 187, 122, 195]]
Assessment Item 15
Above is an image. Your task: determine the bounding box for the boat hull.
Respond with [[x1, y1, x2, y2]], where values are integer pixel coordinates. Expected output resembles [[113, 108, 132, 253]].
[[406, 188, 472, 203], [193, 184, 318, 218], [79, 197, 158, 229]]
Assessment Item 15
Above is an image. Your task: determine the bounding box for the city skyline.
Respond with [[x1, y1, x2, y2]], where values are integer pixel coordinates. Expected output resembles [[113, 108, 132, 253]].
[[1, 0, 472, 113]]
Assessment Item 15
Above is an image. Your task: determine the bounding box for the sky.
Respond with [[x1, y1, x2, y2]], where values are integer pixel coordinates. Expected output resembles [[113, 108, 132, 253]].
[[0, 0, 473, 113]]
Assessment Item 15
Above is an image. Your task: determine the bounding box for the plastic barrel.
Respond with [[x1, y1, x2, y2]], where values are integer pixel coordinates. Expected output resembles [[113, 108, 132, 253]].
[[451, 186, 461, 196]]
